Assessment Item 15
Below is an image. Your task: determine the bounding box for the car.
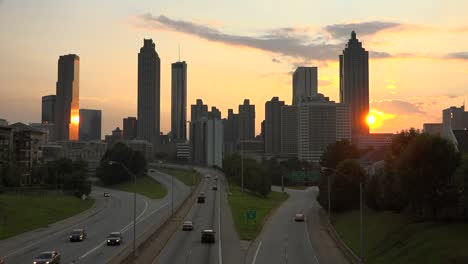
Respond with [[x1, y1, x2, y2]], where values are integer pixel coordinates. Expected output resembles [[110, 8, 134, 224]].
[[205, 175, 210, 179], [212, 185, 218, 191], [107, 232, 123, 246], [214, 176, 219, 180], [104, 192, 110, 197], [32, 251, 61, 264], [182, 221, 194, 231], [294, 213, 305, 222], [201, 230, 215, 243], [197, 196, 206, 203], [149, 169, 155, 172], [69, 228, 87, 242]]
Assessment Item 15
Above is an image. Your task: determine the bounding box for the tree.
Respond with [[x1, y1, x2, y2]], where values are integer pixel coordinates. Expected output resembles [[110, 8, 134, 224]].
[[320, 139, 359, 169], [331, 159, 365, 211], [396, 134, 461, 219]]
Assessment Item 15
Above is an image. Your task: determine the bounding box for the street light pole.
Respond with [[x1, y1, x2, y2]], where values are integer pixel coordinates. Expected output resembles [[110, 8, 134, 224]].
[[241, 140, 244, 193], [171, 172, 174, 216], [109, 161, 137, 257]]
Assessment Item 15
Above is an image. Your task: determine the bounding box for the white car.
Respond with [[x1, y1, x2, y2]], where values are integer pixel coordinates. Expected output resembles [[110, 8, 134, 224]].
[[294, 213, 305, 222]]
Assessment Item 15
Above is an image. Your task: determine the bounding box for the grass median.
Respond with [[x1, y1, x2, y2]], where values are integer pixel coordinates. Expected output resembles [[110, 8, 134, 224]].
[[227, 184, 289, 240], [157, 168, 201, 187], [333, 210, 468, 263], [0, 194, 94, 240], [111, 175, 167, 199]]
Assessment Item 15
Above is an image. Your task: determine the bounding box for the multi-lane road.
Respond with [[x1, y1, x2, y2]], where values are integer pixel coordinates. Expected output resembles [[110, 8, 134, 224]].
[[0, 170, 190, 264], [155, 168, 242, 264]]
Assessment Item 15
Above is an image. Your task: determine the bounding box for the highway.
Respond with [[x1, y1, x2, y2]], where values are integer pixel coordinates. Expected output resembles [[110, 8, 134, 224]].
[[0, 170, 190, 264], [155, 168, 242, 264], [252, 187, 320, 264]]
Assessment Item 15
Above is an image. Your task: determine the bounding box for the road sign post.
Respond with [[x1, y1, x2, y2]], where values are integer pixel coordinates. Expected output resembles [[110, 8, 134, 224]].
[[246, 209, 257, 224]]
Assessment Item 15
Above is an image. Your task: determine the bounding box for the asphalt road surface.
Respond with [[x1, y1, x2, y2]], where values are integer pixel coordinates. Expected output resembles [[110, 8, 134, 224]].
[[155, 168, 242, 264], [0, 170, 190, 264], [252, 187, 320, 264]]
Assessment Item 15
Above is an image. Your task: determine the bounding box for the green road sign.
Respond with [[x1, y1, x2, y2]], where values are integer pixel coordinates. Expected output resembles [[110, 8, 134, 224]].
[[246, 210, 256, 220]]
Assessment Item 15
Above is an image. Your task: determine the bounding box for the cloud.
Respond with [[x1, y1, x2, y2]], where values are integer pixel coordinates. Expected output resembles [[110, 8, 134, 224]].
[[138, 14, 397, 62], [371, 99, 424, 115], [324, 21, 401, 39], [271, 58, 282, 63], [445, 52, 468, 60]]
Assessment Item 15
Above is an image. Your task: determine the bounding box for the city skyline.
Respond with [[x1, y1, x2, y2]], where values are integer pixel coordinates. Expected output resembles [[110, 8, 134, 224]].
[[1, 0, 468, 136]]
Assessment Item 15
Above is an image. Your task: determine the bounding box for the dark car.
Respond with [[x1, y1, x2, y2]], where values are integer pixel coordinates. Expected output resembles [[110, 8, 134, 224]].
[[69, 229, 87, 242], [212, 185, 218, 191], [104, 192, 110, 197], [201, 230, 215, 243], [294, 213, 305, 222], [107, 232, 123, 245], [33, 251, 61, 264], [197, 196, 206, 203], [182, 221, 194, 231]]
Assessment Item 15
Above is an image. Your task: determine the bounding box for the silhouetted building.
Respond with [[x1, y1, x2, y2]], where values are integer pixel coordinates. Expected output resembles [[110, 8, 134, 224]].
[[208, 106, 222, 120], [112, 127, 123, 140], [190, 118, 223, 168], [298, 94, 351, 162], [41, 95, 56, 124], [239, 99, 255, 140], [191, 99, 208, 122], [293, 67, 318, 105], [138, 39, 160, 148], [340, 31, 369, 138], [223, 109, 239, 155], [55, 54, 80, 141], [281, 105, 298, 157], [30, 123, 56, 143], [442, 105, 468, 130], [79, 109, 102, 141], [171, 61, 187, 142], [354, 133, 393, 150], [123, 117, 137, 140], [265, 97, 284, 156], [423, 123, 443, 136], [0, 119, 8, 126]]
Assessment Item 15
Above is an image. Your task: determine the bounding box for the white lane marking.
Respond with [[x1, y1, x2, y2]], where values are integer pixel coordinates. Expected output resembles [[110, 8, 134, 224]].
[[305, 213, 320, 264], [218, 174, 223, 264], [78, 198, 151, 260], [251, 240, 262, 264]]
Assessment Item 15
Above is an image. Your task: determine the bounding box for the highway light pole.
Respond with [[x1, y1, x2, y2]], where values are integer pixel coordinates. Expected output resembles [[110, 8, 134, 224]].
[[109, 161, 137, 257], [321, 167, 332, 219], [241, 140, 244, 192]]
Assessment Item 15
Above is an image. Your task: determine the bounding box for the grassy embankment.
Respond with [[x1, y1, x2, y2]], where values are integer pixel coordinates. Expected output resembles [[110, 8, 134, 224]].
[[0, 194, 94, 240], [334, 210, 468, 264], [157, 168, 201, 187], [111, 175, 167, 199], [228, 184, 289, 240]]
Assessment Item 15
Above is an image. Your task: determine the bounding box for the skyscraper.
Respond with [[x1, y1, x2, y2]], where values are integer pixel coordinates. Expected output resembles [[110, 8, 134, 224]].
[[171, 61, 187, 141], [280, 105, 298, 157], [239, 99, 255, 140], [223, 109, 239, 155], [42, 95, 56, 124], [55, 54, 80, 141], [191, 99, 208, 122], [208, 106, 221, 120], [79, 109, 102, 141], [137, 39, 160, 148], [339, 31, 369, 137], [293, 67, 318, 105], [265, 97, 284, 155], [123, 117, 137, 140]]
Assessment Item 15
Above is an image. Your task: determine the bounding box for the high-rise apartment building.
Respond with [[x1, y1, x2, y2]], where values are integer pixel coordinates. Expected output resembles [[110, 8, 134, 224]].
[[298, 94, 351, 162], [41, 95, 56, 124], [171, 61, 187, 141], [265, 97, 285, 155], [191, 99, 208, 122], [190, 118, 223, 168], [123, 117, 137, 140], [292, 67, 318, 105], [239, 99, 255, 140], [443, 105, 468, 130], [55, 54, 80, 141], [79, 109, 102, 141], [208, 106, 222, 120], [339, 31, 369, 137], [280, 105, 298, 157], [223, 109, 240, 155], [137, 39, 160, 148]]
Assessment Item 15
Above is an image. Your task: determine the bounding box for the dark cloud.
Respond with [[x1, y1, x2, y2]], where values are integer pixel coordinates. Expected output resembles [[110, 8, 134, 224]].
[[370, 51, 393, 58], [271, 58, 282, 63], [445, 52, 468, 60], [371, 100, 424, 115], [138, 14, 396, 62], [324, 21, 401, 39]]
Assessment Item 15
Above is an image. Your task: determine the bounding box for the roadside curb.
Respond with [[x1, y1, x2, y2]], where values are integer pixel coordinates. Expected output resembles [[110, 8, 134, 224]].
[[105, 170, 203, 264], [323, 210, 362, 264]]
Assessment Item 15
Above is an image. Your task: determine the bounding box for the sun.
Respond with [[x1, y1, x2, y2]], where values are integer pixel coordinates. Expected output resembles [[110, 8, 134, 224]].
[[366, 114, 377, 127], [71, 115, 80, 125]]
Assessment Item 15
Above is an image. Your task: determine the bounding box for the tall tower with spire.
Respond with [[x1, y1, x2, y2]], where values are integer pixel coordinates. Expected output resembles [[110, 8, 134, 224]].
[[339, 31, 369, 137]]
